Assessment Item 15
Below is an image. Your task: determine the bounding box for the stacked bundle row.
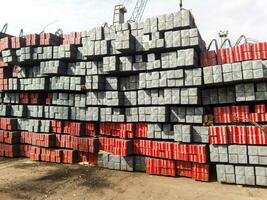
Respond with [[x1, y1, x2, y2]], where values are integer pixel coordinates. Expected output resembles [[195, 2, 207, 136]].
[[0, 8, 266, 187], [0, 9, 210, 182], [201, 41, 267, 186]]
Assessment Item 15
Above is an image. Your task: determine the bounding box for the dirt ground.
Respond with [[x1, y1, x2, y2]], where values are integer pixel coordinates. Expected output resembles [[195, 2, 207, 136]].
[[0, 158, 266, 200]]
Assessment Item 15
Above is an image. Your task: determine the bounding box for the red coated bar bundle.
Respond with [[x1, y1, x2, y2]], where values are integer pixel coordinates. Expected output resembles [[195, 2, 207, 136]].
[[19, 144, 32, 158], [0, 130, 20, 144], [231, 105, 249, 122], [146, 157, 176, 177], [99, 137, 132, 156], [0, 36, 26, 50], [209, 125, 267, 145], [248, 104, 267, 122], [0, 118, 17, 130], [200, 50, 217, 67], [209, 126, 229, 144], [84, 123, 96, 137], [173, 144, 208, 163], [135, 123, 148, 138], [40, 148, 62, 163], [19, 144, 78, 164], [19, 93, 45, 104], [200, 42, 267, 67], [232, 43, 253, 62], [55, 134, 72, 149], [72, 137, 98, 153], [100, 123, 134, 138], [255, 104, 266, 114], [246, 126, 267, 145], [51, 120, 62, 133], [11, 37, 26, 49], [0, 79, 8, 91], [192, 163, 210, 182], [20, 131, 56, 147], [217, 47, 234, 65], [213, 106, 232, 124], [0, 58, 9, 67], [213, 105, 250, 123], [63, 32, 82, 45], [0, 37, 11, 51], [40, 33, 62, 46], [51, 120, 96, 137], [63, 121, 84, 136], [25, 34, 40, 46], [62, 149, 78, 164], [78, 152, 98, 165], [45, 93, 53, 105], [29, 146, 41, 160], [176, 161, 210, 182], [39, 148, 77, 164], [0, 143, 20, 157], [176, 161, 193, 178], [133, 140, 173, 159], [252, 42, 267, 59], [227, 126, 247, 144]]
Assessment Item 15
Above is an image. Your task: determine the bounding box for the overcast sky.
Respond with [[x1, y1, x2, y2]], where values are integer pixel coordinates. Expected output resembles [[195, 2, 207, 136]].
[[0, 0, 266, 46]]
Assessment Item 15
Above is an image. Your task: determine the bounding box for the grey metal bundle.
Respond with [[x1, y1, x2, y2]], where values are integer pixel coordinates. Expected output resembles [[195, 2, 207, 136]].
[[40, 60, 67, 75], [134, 156, 146, 172], [119, 56, 133, 71], [105, 77, 119, 90], [52, 93, 75, 107], [147, 124, 174, 140], [20, 78, 47, 91], [27, 105, 44, 118], [235, 83, 255, 102], [137, 106, 169, 122], [216, 164, 236, 184], [123, 91, 137, 106], [139, 69, 184, 89], [0, 104, 9, 116], [74, 94, 86, 108], [3, 93, 19, 104], [228, 145, 248, 164], [103, 91, 123, 106], [85, 75, 105, 90], [70, 107, 99, 121], [170, 106, 204, 123], [8, 78, 19, 90], [44, 106, 70, 120], [103, 56, 119, 72], [98, 151, 134, 172], [120, 75, 139, 91], [202, 86, 236, 105], [255, 167, 267, 186], [100, 107, 124, 122], [235, 166, 255, 186], [10, 105, 26, 117], [86, 91, 103, 106], [256, 82, 267, 100], [248, 146, 267, 165], [210, 145, 229, 163]]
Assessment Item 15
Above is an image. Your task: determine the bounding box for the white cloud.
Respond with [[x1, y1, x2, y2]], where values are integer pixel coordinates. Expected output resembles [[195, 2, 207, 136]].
[[0, 0, 266, 46]]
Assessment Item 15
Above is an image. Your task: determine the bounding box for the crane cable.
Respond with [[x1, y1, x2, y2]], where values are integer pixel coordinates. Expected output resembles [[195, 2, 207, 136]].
[[118, 0, 129, 5]]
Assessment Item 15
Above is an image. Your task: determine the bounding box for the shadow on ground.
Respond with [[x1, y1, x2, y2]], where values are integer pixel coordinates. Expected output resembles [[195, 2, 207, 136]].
[[0, 161, 112, 200]]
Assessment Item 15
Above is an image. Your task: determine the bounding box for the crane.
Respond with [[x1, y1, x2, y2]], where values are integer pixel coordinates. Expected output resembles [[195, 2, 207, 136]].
[[113, 0, 148, 25], [180, 0, 183, 10], [128, 0, 148, 23], [113, 0, 183, 25]]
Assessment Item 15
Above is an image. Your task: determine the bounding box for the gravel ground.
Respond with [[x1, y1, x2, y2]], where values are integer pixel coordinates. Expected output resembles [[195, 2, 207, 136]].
[[0, 157, 266, 200]]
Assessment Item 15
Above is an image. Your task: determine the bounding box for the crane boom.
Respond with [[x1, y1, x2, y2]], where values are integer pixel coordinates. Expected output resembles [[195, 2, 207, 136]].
[[129, 0, 148, 22]]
